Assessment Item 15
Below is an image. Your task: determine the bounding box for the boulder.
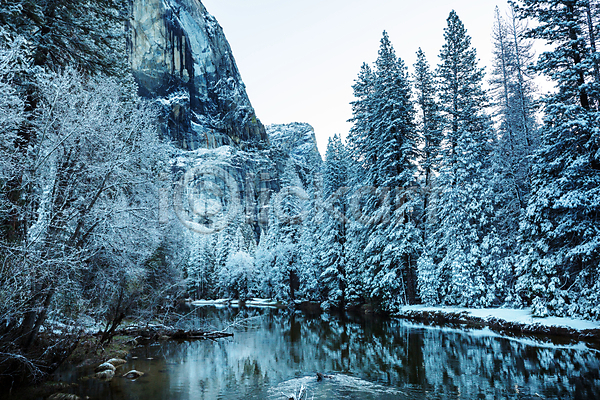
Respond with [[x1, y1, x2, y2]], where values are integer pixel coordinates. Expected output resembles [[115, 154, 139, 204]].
[[122, 370, 145, 379], [47, 394, 82, 400], [106, 358, 127, 367], [94, 362, 116, 373], [94, 369, 115, 381]]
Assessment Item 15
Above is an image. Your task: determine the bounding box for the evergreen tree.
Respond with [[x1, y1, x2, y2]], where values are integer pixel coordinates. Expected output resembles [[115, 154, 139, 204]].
[[412, 50, 444, 300], [348, 62, 376, 182], [348, 32, 421, 310], [413, 48, 443, 217], [297, 185, 324, 302], [0, 0, 128, 75], [512, 0, 600, 318], [186, 237, 217, 299], [254, 165, 305, 302], [421, 11, 494, 306], [485, 6, 539, 305], [320, 135, 350, 310]]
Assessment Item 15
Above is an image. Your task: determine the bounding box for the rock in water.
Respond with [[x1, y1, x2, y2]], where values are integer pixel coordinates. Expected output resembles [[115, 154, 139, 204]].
[[47, 394, 81, 400], [94, 369, 115, 381], [94, 362, 116, 373], [316, 372, 334, 381], [122, 370, 145, 379], [106, 358, 127, 367]]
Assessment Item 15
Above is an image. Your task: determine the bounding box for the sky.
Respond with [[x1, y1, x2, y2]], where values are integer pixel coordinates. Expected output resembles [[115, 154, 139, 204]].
[[201, 0, 516, 154]]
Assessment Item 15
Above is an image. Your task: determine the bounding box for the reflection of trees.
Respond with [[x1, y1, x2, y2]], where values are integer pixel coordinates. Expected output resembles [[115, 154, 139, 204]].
[[135, 309, 600, 399], [419, 328, 600, 399]]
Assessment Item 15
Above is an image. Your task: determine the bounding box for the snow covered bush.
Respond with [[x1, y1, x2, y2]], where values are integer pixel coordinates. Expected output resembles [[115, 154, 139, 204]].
[[219, 251, 257, 300]]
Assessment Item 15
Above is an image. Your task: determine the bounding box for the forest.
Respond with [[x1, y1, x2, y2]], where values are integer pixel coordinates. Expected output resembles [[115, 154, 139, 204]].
[[0, 0, 599, 389], [188, 1, 600, 320]]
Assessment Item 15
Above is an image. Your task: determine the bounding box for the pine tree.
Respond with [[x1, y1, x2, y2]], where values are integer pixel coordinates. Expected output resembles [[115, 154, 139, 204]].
[[297, 185, 324, 302], [0, 0, 128, 75], [186, 236, 217, 299], [512, 0, 600, 318], [412, 50, 444, 303], [422, 11, 494, 306], [320, 135, 350, 310], [413, 48, 443, 217], [485, 6, 539, 305], [348, 62, 376, 182], [348, 32, 421, 310], [254, 165, 305, 302]]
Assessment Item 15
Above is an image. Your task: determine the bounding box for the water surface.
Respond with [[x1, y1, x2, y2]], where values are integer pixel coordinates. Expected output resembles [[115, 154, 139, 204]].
[[38, 307, 600, 399]]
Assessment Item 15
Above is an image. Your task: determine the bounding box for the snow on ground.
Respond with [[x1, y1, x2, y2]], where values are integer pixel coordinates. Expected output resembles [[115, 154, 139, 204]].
[[399, 305, 600, 331]]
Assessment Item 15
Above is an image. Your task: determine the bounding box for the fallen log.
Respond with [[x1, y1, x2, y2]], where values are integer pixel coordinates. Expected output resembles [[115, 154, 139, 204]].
[[110, 326, 233, 343]]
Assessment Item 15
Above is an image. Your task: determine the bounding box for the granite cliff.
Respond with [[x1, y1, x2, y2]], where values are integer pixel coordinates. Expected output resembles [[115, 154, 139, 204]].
[[129, 0, 267, 150], [127, 0, 322, 245]]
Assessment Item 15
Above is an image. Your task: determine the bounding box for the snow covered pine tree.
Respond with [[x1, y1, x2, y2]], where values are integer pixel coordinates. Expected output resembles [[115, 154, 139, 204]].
[[513, 0, 600, 318]]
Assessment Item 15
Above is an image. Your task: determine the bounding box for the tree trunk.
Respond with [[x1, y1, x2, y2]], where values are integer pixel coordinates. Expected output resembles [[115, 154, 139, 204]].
[[23, 288, 55, 351]]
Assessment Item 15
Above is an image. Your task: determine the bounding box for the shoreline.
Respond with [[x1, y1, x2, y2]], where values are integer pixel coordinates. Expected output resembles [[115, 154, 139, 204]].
[[395, 306, 600, 346]]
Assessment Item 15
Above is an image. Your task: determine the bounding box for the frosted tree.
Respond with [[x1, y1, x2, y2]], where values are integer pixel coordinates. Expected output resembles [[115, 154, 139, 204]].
[[319, 135, 351, 310], [421, 11, 494, 306], [412, 49, 444, 304], [485, 6, 539, 304], [296, 185, 324, 302], [0, 67, 172, 361], [219, 251, 256, 301], [186, 236, 217, 299], [347, 62, 376, 181], [512, 0, 600, 318], [254, 164, 305, 302], [214, 219, 258, 299], [344, 62, 375, 307], [348, 32, 421, 310], [413, 48, 443, 221], [0, 0, 128, 75], [0, 35, 25, 202]]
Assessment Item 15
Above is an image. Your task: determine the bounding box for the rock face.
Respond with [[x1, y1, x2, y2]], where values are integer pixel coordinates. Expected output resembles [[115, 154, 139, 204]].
[[172, 124, 321, 245], [267, 123, 323, 170], [172, 145, 280, 241], [128, 0, 267, 150], [129, 1, 322, 251]]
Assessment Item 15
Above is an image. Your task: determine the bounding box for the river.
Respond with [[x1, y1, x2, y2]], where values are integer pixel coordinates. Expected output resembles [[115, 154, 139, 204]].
[[30, 306, 600, 399]]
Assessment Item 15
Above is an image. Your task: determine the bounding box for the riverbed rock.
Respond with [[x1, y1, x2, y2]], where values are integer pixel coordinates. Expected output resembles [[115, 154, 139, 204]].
[[94, 362, 116, 373], [106, 358, 127, 368], [94, 369, 115, 381], [316, 372, 334, 381], [47, 394, 82, 400], [122, 370, 145, 379]]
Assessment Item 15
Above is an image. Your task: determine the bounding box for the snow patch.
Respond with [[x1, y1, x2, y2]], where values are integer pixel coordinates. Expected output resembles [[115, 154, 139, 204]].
[[400, 305, 600, 331]]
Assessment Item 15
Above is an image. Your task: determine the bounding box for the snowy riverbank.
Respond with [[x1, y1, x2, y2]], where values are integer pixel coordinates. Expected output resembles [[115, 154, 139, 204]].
[[397, 306, 600, 343]]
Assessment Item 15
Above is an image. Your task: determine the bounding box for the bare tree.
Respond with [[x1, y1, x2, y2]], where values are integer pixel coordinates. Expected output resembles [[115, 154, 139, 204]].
[[0, 66, 177, 382]]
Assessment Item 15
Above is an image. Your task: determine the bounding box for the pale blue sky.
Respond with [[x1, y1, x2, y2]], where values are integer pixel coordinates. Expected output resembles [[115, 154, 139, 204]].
[[201, 0, 514, 154]]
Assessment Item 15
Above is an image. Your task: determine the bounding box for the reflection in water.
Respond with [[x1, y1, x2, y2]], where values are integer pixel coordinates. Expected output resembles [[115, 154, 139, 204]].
[[43, 308, 600, 400]]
